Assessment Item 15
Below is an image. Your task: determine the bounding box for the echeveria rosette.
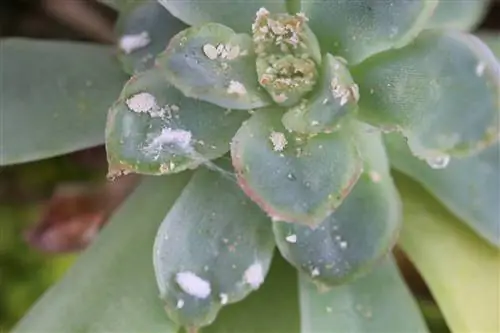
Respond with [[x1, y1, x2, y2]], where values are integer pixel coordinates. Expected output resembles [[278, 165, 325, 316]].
[[104, 0, 500, 329]]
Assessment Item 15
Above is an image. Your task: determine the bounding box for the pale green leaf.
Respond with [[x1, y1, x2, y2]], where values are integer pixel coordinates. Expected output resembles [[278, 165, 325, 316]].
[[12, 174, 192, 333], [273, 127, 401, 286], [0, 39, 127, 166], [158, 0, 287, 33], [153, 161, 275, 329], [301, 0, 436, 65], [105, 69, 248, 176], [427, 0, 491, 31], [115, 1, 187, 74], [156, 23, 272, 110], [353, 30, 500, 159], [385, 134, 500, 247], [299, 257, 429, 333], [231, 110, 362, 226], [397, 174, 500, 333]]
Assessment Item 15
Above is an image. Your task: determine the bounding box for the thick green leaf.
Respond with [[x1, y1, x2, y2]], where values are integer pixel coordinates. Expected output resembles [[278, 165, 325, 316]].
[[273, 128, 401, 285], [282, 54, 359, 134], [115, 1, 187, 74], [385, 134, 500, 247], [0, 39, 127, 166], [158, 0, 287, 33], [353, 30, 500, 160], [12, 174, 192, 333], [301, 0, 436, 65], [206, 254, 300, 333], [232, 110, 362, 226], [427, 0, 491, 31], [156, 23, 271, 110], [299, 256, 429, 333], [153, 161, 275, 329], [105, 69, 248, 176], [397, 174, 500, 333]]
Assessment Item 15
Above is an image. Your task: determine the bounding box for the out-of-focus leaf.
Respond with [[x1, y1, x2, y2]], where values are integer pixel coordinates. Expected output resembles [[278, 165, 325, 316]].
[[0, 39, 127, 166], [301, 0, 436, 65], [156, 23, 271, 110], [477, 31, 500, 58], [24, 175, 139, 253], [115, 1, 187, 74], [231, 109, 362, 226], [353, 30, 500, 159], [397, 174, 500, 333], [385, 134, 500, 247], [206, 254, 300, 333], [12, 174, 192, 333], [299, 257, 429, 333], [105, 69, 248, 176], [153, 161, 275, 329], [158, 0, 286, 33], [426, 0, 491, 31], [273, 128, 401, 286]]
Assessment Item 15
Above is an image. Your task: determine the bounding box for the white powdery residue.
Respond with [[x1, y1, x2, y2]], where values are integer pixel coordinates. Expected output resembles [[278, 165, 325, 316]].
[[203, 44, 218, 60], [244, 262, 264, 289], [285, 234, 297, 243], [227, 80, 247, 96], [269, 131, 288, 152], [476, 62, 486, 77], [311, 267, 320, 277], [369, 170, 382, 183], [176, 271, 211, 299], [339, 241, 348, 249], [220, 293, 229, 305], [119, 31, 151, 54], [147, 128, 192, 154], [126, 92, 157, 113]]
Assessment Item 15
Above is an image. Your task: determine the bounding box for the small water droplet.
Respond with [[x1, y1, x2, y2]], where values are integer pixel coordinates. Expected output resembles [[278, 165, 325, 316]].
[[426, 155, 450, 169], [287, 173, 296, 181]]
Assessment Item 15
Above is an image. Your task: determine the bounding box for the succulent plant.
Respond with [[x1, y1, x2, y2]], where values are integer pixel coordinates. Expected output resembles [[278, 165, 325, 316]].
[[4, 1, 499, 333], [100, 0, 500, 330]]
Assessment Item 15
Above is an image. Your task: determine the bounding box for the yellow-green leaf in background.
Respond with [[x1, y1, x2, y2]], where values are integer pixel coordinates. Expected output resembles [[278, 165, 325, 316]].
[[397, 174, 500, 333]]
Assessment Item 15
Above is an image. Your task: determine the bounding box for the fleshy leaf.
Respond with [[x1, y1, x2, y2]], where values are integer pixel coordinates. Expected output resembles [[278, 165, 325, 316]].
[[115, 1, 187, 74], [0, 39, 127, 166], [301, 0, 436, 65], [299, 256, 429, 333], [158, 0, 287, 33], [397, 174, 500, 333], [153, 161, 275, 329], [12, 174, 191, 333], [206, 255, 300, 333], [273, 127, 401, 285], [385, 133, 500, 247], [353, 30, 500, 160], [105, 69, 248, 176], [282, 54, 359, 134], [156, 23, 272, 110], [426, 0, 491, 31], [231, 109, 362, 226]]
